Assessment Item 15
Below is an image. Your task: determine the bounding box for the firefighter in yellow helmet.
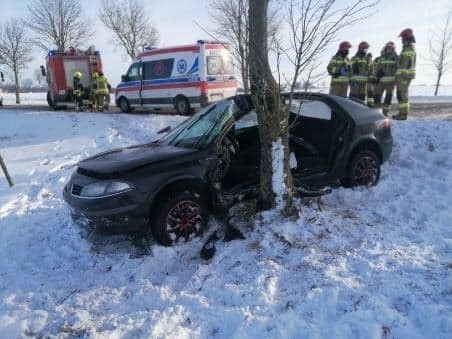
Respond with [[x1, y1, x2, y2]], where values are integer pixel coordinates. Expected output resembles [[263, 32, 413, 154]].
[[350, 41, 372, 103], [373, 42, 398, 116], [90, 72, 99, 111], [327, 41, 352, 97], [95, 72, 110, 112], [73, 71, 83, 111], [393, 28, 416, 120]]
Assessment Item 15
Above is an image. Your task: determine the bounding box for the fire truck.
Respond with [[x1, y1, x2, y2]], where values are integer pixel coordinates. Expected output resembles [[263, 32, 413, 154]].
[[40, 46, 105, 109]]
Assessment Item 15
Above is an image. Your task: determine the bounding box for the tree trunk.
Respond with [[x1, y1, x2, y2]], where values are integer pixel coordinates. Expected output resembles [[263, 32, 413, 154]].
[[0, 153, 14, 187], [434, 70, 442, 96], [248, 0, 295, 214], [14, 66, 20, 104]]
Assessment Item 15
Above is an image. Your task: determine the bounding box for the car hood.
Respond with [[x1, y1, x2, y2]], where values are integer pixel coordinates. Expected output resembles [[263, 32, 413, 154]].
[[78, 143, 197, 175]]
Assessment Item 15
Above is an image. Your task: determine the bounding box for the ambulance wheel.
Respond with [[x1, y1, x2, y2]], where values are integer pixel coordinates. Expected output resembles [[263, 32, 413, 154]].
[[174, 96, 191, 115], [118, 97, 130, 113]]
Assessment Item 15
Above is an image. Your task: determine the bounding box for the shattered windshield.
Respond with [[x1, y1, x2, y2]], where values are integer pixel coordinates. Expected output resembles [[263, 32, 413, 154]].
[[164, 99, 237, 148]]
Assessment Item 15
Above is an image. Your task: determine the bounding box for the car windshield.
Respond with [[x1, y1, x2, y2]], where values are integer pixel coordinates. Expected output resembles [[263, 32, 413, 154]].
[[163, 99, 237, 148]]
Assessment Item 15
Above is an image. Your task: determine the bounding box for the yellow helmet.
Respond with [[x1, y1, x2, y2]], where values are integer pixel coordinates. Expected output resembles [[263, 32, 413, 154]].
[[92, 72, 98, 78], [74, 71, 82, 78]]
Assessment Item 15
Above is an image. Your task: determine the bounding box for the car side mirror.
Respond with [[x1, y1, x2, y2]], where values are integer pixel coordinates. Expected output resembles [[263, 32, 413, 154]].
[[121, 74, 128, 82], [0, 72, 4, 82], [157, 126, 171, 134], [40, 65, 46, 77]]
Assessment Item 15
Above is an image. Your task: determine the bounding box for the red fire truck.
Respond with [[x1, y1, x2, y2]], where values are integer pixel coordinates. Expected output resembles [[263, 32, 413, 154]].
[[41, 46, 105, 109]]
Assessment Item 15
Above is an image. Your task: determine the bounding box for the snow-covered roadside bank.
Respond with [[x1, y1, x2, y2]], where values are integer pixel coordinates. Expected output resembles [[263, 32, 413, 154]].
[[0, 109, 451, 338]]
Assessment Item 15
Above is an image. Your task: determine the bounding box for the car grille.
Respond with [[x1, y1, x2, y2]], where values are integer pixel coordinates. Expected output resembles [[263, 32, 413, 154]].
[[71, 184, 82, 196]]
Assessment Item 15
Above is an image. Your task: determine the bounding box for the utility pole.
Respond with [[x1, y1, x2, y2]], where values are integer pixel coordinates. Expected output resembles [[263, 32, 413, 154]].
[[0, 153, 13, 187]]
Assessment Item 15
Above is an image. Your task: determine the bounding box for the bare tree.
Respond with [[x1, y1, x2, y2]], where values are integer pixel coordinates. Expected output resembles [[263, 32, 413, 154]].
[[99, 0, 159, 60], [0, 19, 33, 104], [249, 0, 295, 213], [209, 0, 280, 94], [284, 0, 379, 105], [429, 9, 452, 96], [248, 0, 378, 212], [26, 0, 94, 51]]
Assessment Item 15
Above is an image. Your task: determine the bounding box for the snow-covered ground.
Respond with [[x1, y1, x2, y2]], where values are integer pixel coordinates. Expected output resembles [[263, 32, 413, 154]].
[[2, 85, 452, 107], [0, 106, 451, 338]]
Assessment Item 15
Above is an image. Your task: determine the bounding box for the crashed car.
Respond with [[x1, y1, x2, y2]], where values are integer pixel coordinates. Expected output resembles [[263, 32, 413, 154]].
[[63, 93, 393, 245]]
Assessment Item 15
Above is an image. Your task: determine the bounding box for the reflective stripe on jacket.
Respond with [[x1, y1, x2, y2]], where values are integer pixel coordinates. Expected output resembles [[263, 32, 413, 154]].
[[327, 55, 351, 82], [350, 54, 371, 83], [374, 53, 398, 84], [396, 45, 416, 80]]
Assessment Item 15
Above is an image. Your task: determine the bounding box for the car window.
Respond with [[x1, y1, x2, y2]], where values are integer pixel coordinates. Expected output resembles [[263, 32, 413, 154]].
[[235, 110, 258, 130], [166, 100, 237, 148], [290, 99, 332, 120], [126, 63, 141, 81], [143, 59, 174, 80]]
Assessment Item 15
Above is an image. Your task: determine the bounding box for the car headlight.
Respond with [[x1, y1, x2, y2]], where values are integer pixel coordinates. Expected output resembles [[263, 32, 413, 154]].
[[80, 181, 133, 197]]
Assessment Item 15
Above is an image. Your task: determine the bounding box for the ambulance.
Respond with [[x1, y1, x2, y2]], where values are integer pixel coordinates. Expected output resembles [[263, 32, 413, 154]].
[[115, 40, 237, 114]]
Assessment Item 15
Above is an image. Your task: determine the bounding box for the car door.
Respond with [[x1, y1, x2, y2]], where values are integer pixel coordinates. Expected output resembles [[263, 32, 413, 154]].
[[288, 98, 334, 173]]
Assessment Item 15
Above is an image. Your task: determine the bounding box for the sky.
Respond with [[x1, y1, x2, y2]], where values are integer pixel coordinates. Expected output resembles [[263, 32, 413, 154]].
[[0, 0, 451, 87]]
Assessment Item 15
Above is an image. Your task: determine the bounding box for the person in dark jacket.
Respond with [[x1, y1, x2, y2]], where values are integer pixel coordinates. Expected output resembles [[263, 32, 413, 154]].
[[350, 41, 372, 103], [327, 41, 352, 97], [373, 42, 398, 116], [393, 28, 416, 120], [72, 71, 83, 111]]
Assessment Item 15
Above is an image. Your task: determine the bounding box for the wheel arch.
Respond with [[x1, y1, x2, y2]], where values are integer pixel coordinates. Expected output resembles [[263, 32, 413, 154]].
[[347, 137, 383, 166], [149, 176, 213, 218]]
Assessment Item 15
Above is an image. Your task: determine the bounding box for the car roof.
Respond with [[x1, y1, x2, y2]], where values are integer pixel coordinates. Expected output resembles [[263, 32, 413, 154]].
[[231, 92, 381, 123]]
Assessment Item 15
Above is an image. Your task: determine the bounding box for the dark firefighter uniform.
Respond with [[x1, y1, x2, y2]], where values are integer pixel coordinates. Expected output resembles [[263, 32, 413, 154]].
[[327, 41, 352, 97], [73, 71, 83, 111], [373, 42, 398, 115], [350, 41, 372, 103], [95, 72, 110, 112], [394, 28, 416, 120]]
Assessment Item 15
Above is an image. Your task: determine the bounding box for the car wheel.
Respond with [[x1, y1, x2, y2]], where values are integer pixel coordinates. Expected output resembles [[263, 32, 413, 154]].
[[151, 191, 206, 246], [0, 99, 2, 106], [343, 150, 381, 187], [174, 96, 191, 115], [118, 97, 130, 113]]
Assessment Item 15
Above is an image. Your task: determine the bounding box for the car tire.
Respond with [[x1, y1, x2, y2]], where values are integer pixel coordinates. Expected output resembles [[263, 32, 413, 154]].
[[0, 99, 2, 106], [174, 96, 191, 115], [118, 97, 130, 113], [342, 150, 381, 187], [151, 191, 206, 246]]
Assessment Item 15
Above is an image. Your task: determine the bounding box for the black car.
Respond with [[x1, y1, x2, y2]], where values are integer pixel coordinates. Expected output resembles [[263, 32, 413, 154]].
[[63, 93, 393, 245]]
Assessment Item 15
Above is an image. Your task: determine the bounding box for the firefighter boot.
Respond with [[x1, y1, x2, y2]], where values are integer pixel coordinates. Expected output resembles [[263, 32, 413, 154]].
[[393, 102, 408, 120]]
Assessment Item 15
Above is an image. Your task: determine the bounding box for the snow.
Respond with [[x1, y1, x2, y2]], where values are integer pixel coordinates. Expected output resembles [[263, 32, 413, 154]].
[[1, 105, 452, 338]]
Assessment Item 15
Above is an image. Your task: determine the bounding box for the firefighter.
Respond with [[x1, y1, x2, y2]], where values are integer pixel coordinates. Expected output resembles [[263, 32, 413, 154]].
[[393, 28, 416, 120], [350, 41, 372, 102], [327, 41, 352, 97], [90, 72, 99, 111], [366, 53, 375, 107], [373, 42, 398, 116], [72, 71, 83, 111], [95, 72, 110, 112]]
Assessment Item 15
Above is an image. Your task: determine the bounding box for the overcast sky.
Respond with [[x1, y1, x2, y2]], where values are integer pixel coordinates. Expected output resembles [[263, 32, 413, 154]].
[[1, 0, 451, 87]]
